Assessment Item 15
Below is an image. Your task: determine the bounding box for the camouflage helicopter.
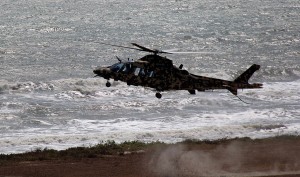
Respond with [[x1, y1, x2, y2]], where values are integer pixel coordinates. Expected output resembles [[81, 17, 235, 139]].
[[93, 43, 263, 99]]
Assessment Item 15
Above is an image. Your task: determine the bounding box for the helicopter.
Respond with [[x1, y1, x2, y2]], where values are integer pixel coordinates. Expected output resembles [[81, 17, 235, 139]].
[[93, 43, 263, 99]]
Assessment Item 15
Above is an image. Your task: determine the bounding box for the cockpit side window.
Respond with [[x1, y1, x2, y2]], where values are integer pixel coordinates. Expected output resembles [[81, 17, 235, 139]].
[[122, 63, 131, 73], [110, 63, 124, 72]]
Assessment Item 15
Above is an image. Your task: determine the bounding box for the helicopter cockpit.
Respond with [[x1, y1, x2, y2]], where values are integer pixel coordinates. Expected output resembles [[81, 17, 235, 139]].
[[110, 63, 132, 73], [110, 62, 156, 78]]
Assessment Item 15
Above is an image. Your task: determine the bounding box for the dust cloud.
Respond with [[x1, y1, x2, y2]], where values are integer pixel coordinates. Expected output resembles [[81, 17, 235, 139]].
[[146, 140, 300, 177]]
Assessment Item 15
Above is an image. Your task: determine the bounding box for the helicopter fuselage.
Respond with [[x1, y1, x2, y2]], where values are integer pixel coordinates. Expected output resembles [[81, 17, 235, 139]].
[[93, 54, 262, 98]]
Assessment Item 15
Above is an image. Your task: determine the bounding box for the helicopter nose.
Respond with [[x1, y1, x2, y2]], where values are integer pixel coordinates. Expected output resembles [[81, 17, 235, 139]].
[[93, 67, 102, 75], [93, 66, 111, 78]]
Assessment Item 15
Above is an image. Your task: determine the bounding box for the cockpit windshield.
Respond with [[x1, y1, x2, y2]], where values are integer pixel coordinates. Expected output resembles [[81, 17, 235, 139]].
[[110, 63, 131, 73]]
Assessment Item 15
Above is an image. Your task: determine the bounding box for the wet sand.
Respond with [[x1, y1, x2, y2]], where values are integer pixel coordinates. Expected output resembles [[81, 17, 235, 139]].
[[1, 137, 300, 177]]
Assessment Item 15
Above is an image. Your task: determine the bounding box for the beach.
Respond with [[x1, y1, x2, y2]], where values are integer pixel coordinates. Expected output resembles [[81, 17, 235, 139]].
[[1, 136, 300, 177]]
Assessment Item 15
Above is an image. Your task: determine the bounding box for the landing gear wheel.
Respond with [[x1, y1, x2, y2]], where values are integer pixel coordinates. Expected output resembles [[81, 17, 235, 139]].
[[106, 81, 111, 87], [155, 92, 162, 99]]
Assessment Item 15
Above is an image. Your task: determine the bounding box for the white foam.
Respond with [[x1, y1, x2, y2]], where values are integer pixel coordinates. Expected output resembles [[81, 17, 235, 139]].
[[1, 0, 300, 154], [244, 80, 300, 104], [1, 80, 300, 146], [1, 94, 299, 154]]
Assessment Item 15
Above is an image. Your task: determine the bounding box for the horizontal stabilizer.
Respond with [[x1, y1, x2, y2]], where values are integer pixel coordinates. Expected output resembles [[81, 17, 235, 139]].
[[234, 64, 260, 84]]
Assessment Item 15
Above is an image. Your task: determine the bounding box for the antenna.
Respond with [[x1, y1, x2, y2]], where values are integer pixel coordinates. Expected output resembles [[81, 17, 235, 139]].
[[116, 56, 122, 63], [234, 95, 250, 104]]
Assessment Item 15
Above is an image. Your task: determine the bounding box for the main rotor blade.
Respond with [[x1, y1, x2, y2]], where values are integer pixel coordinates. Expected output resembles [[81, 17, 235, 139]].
[[94, 42, 217, 55], [131, 43, 156, 53], [96, 42, 144, 51], [131, 43, 173, 54], [167, 51, 225, 54]]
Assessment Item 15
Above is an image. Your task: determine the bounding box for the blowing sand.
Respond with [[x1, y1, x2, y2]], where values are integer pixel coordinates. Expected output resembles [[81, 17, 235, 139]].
[[0, 136, 300, 177]]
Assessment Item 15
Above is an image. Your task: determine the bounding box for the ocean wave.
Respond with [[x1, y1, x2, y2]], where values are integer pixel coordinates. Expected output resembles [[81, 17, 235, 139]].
[[0, 63, 299, 96], [37, 26, 73, 33], [0, 80, 54, 93], [257, 66, 300, 82], [1, 122, 300, 154], [0, 78, 108, 94]]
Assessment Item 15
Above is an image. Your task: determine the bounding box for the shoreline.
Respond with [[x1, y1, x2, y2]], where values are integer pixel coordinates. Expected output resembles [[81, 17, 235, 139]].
[[1, 135, 300, 177]]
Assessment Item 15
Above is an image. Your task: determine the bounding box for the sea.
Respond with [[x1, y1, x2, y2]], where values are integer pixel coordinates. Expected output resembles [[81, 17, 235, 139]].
[[0, 0, 299, 154]]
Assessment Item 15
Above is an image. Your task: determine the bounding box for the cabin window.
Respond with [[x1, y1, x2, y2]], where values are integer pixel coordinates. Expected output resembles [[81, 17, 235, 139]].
[[134, 68, 145, 76], [134, 68, 140, 76], [134, 67, 155, 77], [140, 68, 146, 76], [148, 71, 155, 77]]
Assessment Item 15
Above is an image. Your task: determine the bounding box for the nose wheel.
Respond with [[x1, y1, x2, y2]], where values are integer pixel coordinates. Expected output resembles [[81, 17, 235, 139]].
[[155, 92, 162, 99], [106, 81, 111, 87]]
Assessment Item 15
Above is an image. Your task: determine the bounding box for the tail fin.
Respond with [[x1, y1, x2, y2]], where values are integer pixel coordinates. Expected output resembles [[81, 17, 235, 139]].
[[234, 64, 260, 84], [227, 64, 261, 95]]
